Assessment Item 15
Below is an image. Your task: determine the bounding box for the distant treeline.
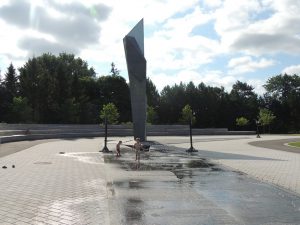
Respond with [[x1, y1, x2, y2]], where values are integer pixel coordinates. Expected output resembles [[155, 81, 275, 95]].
[[0, 53, 299, 133]]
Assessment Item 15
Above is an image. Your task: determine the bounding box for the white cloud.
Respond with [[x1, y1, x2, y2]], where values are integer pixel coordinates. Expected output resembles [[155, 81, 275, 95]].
[[213, 0, 300, 56], [149, 69, 266, 96], [245, 78, 266, 95], [214, 0, 262, 35], [228, 56, 275, 74], [282, 64, 300, 75], [76, 1, 297, 96], [202, 0, 222, 8], [0, 0, 111, 57], [108, 0, 199, 25], [263, 0, 300, 15], [145, 6, 220, 74], [0, 0, 299, 94], [163, 6, 212, 34], [79, 0, 207, 77]]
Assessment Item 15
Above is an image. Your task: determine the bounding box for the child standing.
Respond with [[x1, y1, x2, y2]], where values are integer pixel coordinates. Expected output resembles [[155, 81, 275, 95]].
[[133, 138, 142, 162], [116, 141, 122, 157]]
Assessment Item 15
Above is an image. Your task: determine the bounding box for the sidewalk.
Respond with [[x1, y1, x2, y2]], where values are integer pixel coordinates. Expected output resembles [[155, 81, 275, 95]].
[[0, 138, 110, 225], [160, 135, 300, 195], [0, 135, 300, 224]]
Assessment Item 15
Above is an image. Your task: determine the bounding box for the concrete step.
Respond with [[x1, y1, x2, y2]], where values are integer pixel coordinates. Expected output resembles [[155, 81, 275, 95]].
[[0, 124, 255, 144]]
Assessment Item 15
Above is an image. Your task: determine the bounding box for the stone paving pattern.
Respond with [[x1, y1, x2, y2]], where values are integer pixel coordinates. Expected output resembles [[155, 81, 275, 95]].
[[0, 139, 110, 225], [161, 135, 300, 195], [0, 135, 300, 224]]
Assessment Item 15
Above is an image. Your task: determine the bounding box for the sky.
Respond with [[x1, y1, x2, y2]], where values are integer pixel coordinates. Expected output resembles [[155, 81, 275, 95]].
[[0, 0, 300, 94]]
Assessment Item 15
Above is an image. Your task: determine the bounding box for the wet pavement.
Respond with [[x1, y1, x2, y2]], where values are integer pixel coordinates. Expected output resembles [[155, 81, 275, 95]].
[[0, 136, 300, 224], [103, 140, 300, 225]]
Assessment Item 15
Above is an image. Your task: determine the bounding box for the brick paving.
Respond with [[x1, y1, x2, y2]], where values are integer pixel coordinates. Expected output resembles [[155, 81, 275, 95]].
[[0, 139, 110, 225], [1, 135, 300, 224], [165, 135, 300, 196]]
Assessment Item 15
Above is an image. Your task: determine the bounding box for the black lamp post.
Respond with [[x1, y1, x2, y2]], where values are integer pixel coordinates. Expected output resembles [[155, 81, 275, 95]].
[[255, 120, 261, 138], [100, 91, 115, 153], [186, 111, 198, 153], [101, 114, 112, 153]]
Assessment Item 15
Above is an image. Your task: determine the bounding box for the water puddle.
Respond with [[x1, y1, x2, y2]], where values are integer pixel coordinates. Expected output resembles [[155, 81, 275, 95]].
[[104, 154, 225, 187], [61, 152, 104, 165], [124, 197, 144, 224], [114, 180, 145, 189], [104, 142, 300, 224]]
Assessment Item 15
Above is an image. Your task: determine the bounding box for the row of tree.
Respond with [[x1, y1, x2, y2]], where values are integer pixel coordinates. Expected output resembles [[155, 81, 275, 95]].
[[156, 75, 300, 132], [0, 53, 299, 133], [0, 54, 131, 124]]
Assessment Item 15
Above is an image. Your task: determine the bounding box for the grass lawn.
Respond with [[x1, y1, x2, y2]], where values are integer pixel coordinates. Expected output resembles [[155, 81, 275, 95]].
[[288, 142, 300, 148]]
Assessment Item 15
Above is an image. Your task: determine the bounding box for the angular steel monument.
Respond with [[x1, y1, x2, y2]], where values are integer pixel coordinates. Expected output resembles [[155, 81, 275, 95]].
[[123, 19, 147, 141]]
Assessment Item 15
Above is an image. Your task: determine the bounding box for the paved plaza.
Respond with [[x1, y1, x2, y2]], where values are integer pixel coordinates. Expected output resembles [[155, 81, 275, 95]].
[[158, 135, 300, 195], [0, 135, 300, 224]]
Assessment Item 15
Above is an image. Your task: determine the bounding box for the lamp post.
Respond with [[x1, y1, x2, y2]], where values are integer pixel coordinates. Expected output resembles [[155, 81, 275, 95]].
[[186, 111, 198, 153], [101, 115, 111, 153], [255, 120, 261, 138], [100, 92, 115, 153]]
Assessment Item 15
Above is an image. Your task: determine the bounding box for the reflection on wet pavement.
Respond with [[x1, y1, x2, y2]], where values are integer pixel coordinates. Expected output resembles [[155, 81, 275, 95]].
[[62, 152, 105, 164], [125, 198, 144, 223], [103, 141, 300, 225]]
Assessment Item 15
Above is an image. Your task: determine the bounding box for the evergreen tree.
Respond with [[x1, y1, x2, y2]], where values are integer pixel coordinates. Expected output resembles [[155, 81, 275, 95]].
[[98, 75, 131, 123], [146, 77, 160, 107], [229, 81, 258, 130], [147, 106, 158, 124], [4, 63, 18, 100], [110, 62, 120, 76], [11, 97, 33, 122]]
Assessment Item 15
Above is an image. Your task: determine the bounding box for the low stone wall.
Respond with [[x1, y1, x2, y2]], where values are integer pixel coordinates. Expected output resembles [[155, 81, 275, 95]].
[[0, 123, 255, 144]]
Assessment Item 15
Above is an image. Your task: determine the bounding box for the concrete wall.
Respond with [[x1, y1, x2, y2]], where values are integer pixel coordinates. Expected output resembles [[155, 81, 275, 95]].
[[0, 123, 255, 144]]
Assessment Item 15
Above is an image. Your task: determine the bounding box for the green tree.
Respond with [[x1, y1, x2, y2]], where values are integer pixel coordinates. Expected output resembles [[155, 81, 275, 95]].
[[146, 77, 160, 107], [0, 84, 10, 122], [159, 82, 186, 124], [18, 53, 97, 123], [11, 97, 33, 122], [3, 63, 18, 99], [98, 75, 131, 122], [0, 63, 19, 122], [147, 106, 158, 124], [258, 108, 276, 133], [236, 117, 249, 129], [264, 74, 300, 132], [110, 62, 120, 76], [264, 74, 300, 101], [180, 104, 196, 124], [229, 81, 258, 130], [195, 82, 229, 128], [19, 57, 50, 122], [100, 103, 120, 124]]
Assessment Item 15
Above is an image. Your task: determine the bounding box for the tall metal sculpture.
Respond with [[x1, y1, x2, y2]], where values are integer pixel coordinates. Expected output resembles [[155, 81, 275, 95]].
[[123, 19, 147, 141]]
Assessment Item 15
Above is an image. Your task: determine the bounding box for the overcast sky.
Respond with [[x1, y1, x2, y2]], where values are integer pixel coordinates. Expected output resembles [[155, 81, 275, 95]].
[[0, 0, 300, 94]]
